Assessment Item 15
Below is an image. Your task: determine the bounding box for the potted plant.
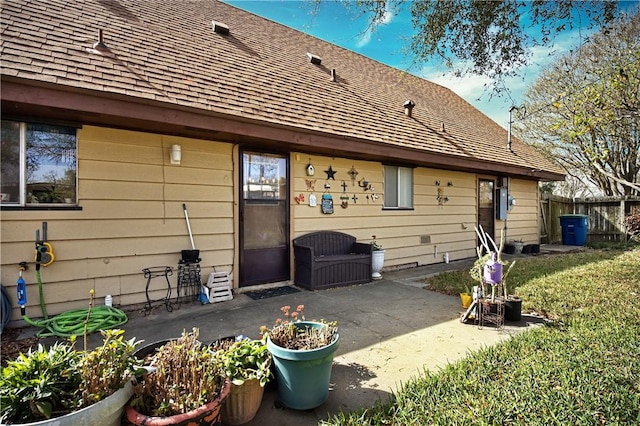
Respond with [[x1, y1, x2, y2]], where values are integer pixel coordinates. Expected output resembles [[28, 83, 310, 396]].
[[370, 235, 385, 280], [501, 261, 522, 321], [214, 338, 271, 425], [261, 305, 339, 410], [0, 329, 142, 426], [459, 285, 473, 309], [125, 328, 230, 426]]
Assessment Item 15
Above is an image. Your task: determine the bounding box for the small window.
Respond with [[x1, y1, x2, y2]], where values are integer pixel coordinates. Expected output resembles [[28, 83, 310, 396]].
[[1, 120, 77, 206], [384, 165, 413, 208]]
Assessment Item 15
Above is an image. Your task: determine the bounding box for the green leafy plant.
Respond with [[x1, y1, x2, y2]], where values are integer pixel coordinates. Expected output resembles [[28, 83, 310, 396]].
[[0, 340, 82, 423], [260, 305, 338, 350], [214, 339, 271, 387], [0, 329, 142, 424], [130, 328, 227, 417], [370, 235, 383, 251]]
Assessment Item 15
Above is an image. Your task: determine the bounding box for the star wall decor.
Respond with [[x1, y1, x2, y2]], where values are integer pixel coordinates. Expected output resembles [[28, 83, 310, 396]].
[[324, 165, 337, 180]]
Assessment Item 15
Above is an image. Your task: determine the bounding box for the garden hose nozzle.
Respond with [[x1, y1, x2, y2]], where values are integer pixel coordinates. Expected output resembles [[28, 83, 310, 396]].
[[17, 262, 28, 316]]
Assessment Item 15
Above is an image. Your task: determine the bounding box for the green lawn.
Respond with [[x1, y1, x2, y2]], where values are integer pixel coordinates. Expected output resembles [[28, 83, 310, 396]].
[[323, 248, 640, 425]]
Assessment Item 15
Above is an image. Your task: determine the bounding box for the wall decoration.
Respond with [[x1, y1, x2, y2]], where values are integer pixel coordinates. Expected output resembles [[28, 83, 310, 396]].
[[437, 187, 449, 205], [295, 193, 305, 204], [340, 181, 349, 208], [324, 165, 336, 180], [358, 178, 372, 191], [351, 194, 358, 204], [305, 179, 316, 191], [347, 166, 359, 186], [370, 193, 379, 202], [321, 193, 334, 214], [309, 193, 317, 207], [306, 160, 315, 176], [340, 194, 349, 208]]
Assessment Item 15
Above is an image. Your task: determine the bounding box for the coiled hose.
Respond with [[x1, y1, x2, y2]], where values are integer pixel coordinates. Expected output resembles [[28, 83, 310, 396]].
[[1, 285, 12, 334], [23, 267, 129, 338], [23, 305, 128, 338]]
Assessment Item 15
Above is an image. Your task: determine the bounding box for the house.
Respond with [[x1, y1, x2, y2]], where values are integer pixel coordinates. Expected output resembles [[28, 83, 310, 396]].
[[0, 0, 564, 320]]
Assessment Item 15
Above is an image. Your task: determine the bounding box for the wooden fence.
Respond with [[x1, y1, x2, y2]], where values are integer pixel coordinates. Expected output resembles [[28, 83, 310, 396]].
[[540, 195, 640, 244]]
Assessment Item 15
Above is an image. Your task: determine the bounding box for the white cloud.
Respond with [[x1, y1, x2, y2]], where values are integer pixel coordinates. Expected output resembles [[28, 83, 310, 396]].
[[356, 6, 393, 47]]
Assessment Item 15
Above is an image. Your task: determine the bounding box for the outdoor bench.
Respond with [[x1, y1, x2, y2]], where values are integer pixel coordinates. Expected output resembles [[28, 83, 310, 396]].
[[293, 230, 372, 290]]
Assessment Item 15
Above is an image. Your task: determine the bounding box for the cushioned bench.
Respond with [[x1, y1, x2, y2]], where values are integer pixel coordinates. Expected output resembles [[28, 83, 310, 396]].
[[293, 231, 372, 290]]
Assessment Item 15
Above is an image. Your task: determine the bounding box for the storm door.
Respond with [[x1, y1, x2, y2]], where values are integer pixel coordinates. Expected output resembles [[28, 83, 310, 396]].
[[239, 150, 289, 287], [478, 179, 495, 245]]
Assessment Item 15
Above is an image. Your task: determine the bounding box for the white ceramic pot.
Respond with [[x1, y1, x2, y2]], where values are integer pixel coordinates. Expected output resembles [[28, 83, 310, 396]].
[[371, 250, 385, 280]]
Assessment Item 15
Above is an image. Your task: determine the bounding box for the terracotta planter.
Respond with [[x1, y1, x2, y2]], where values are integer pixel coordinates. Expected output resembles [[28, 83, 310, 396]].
[[125, 379, 230, 426], [221, 379, 264, 425]]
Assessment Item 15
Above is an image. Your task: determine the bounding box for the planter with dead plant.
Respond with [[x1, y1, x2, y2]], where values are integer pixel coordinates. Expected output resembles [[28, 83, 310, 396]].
[[125, 328, 230, 426]]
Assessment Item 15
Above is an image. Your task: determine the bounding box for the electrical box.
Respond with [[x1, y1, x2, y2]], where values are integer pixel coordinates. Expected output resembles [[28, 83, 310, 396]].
[[496, 188, 508, 220]]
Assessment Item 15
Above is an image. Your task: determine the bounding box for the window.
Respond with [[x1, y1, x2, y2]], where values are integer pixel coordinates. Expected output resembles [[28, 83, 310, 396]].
[[384, 165, 413, 208], [1, 120, 77, 206]]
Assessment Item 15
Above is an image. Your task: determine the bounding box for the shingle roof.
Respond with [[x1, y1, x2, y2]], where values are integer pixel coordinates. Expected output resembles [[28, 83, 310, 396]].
[[0, 0, 564, 178]]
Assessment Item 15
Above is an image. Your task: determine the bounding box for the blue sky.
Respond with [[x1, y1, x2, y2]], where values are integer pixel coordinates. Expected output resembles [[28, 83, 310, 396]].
[[223, 0, 610, 128]]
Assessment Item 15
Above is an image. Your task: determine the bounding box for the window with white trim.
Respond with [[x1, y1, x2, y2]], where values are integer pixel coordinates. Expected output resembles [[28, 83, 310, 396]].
[[384, 165, 413, 208], [1, 120, 77, 206]]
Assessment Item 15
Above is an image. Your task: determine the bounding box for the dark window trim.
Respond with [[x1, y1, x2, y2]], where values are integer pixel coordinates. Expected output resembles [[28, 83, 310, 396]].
[[0, 205, 83, 211], [1, 116, 83, 129]]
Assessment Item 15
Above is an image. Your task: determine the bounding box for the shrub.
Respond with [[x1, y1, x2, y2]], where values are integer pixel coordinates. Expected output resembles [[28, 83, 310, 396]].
[[623, 207, 640, 242]]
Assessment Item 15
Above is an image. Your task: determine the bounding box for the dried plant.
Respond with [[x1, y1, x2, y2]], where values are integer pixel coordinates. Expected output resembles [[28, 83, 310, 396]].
[[79, 329, 142, 407], [260, 305, 338, 350], [131, 328, 226, 417]]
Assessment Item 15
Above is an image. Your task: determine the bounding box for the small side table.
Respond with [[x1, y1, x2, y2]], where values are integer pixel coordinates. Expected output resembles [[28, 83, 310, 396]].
[[142, 266, 174, 315], [478, 298, 505, 329]]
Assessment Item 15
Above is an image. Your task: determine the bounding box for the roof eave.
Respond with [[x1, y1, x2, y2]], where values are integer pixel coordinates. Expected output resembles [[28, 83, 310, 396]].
[[0, 77, 564, 181]]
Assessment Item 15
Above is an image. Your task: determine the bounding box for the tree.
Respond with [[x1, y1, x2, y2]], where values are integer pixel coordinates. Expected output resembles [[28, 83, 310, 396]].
[[319, 1, 620, 94], [516, 10, 640, 197]]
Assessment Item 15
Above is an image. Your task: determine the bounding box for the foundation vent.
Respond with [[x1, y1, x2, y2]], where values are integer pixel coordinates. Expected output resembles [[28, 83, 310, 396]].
[[420, 235, 431, 244]]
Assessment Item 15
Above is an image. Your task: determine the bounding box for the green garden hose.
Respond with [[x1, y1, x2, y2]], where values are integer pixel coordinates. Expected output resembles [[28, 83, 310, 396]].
[[23, 267, 128, 338], [23, 306, 128, 338]]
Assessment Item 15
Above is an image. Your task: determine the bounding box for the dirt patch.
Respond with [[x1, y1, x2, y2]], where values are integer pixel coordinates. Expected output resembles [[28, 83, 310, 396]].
[[1, 327, 40, 367]]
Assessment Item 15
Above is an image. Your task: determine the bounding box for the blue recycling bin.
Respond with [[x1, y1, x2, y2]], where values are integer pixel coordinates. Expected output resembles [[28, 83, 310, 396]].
[[559, 214, 589, 246]]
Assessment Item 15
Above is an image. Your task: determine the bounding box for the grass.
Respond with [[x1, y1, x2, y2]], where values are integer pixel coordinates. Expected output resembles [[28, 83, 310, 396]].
[[322, 248, 640, 425]]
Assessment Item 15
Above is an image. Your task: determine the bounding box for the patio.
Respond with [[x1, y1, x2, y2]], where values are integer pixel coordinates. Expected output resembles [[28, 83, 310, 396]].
[[75, 258, 542, 425]]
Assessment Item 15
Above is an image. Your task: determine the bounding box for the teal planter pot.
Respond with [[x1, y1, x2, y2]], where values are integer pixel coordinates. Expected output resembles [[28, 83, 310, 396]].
[[266, 322, 340, 410]]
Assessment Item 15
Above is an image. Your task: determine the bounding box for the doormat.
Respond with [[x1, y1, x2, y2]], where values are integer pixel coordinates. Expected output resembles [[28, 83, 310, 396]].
[[244, 286, 300, 300]]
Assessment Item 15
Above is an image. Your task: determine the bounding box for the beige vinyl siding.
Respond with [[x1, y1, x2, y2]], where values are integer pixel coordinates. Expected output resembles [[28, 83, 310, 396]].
[[291, 154, 479, 270], [501, 179, 540, 244], [0, 126, 234, 320]]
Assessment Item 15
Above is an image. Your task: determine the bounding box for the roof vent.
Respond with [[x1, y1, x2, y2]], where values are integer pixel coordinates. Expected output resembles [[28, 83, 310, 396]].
[[92, 29, 109, 52], [403, 100, 415, 117], [307, 52, 322, 65], [212, 20, 230, 36], [86, 29, 114, 57]]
